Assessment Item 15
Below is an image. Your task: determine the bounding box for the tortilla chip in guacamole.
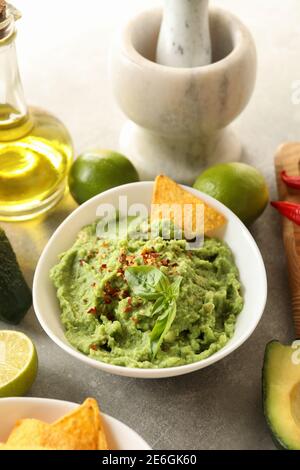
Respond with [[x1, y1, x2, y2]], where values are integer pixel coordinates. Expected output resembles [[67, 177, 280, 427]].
[[151, 175, 226, 236]]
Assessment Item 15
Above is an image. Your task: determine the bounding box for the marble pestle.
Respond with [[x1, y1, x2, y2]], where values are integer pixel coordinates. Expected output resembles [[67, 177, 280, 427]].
[[156, 0, 212, 67]]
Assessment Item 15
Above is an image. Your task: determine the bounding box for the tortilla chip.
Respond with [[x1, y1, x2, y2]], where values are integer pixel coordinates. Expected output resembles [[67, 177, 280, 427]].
[[52, 398, 108, 450], [151, 175, 226, 236], [0, 443, 52, 450], [2, 398, 109, 451], [94, 402, 109, 450], [6, 420, 49, 447], [6, 419, 79, 450]]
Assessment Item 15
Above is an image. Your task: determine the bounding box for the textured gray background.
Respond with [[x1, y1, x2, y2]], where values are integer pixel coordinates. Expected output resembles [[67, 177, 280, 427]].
[[1, 0, 298, 449]]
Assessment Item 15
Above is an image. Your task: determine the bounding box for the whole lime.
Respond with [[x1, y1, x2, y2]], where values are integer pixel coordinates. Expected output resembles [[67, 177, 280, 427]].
[[193, 162, 269, 225], [68, 150, 140, 204]]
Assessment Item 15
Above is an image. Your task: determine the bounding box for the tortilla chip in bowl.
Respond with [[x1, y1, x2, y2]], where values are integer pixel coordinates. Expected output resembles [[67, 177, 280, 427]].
[[0, 397, 150, 450]]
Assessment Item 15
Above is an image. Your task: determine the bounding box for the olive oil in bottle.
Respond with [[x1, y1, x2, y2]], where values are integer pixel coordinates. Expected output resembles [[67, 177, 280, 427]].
[[0, 2, 73, 221]]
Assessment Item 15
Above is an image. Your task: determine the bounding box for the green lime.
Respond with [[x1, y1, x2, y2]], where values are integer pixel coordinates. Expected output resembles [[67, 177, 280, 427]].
[[68, 150, 140, 205], [0, 330, 38, 397], [193, 162, 269, 225]]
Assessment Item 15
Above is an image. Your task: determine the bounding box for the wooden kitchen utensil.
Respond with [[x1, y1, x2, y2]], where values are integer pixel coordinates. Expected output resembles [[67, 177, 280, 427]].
[[275, 142, 300, 337]]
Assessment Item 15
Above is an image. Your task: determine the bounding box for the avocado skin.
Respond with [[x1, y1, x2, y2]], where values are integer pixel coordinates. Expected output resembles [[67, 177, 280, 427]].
[[263, 341, 281, 450], [0, 228, 32, 324], [262, 340, 299, 451]]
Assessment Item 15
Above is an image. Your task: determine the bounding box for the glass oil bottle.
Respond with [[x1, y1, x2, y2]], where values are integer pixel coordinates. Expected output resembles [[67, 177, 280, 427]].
[[0, 2, 73, 221]]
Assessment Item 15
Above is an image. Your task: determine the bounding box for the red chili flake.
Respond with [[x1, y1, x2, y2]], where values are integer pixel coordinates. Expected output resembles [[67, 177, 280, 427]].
[[119, 252, 127, 264], [126, 255, 136, 265], [101, 263, 107, 269], [117, 268, 124, 275], [104, 282, 112, 293], [124, 297, 133, 313], [90, 344, 98, 351], [79, 259, 86, 266], [87, 307, 97, 315], [142, 250, 159, 260], [141, 250, 160, 265], [107, 313, 114, 321], [104, 295, 112, 304], [160, 258, 170, 266], [104, 282, 118, 297], [122, 290, 130, 299]]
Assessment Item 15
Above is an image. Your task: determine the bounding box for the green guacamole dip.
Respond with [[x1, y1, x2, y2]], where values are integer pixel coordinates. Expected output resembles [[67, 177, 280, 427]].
[[50, 221, 243, 369]]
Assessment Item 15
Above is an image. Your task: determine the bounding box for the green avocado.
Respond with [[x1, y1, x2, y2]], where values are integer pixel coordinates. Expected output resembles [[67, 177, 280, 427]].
[[263, 340, 300, 450], [0, 228, 32, 324]]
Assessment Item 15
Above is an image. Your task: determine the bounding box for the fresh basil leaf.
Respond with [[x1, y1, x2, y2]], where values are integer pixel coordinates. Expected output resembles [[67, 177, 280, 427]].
[[132, 290, 162, 301], [125, 267, 182, 358], [151, 301, 177, 358], [152, 296, 168, 317], [155, 307, 170, 321], [170, 276, 183, 298], [125, 266, 163, 291], [125, 266, 171, 301], [156, 274, 170, 293], [151, 315, 167, 343]]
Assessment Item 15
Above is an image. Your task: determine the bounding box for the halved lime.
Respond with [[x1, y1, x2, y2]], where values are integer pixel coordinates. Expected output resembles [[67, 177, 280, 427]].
[[0, 330, 38, 397]]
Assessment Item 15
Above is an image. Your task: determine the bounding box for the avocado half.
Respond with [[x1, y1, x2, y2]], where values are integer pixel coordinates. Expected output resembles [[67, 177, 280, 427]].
[[263, 340, 300, 450]]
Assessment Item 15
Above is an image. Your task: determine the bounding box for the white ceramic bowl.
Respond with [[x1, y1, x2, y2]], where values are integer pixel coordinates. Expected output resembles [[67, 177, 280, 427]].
[[0, 397, 151, 450], [33, 182, 267, 379]]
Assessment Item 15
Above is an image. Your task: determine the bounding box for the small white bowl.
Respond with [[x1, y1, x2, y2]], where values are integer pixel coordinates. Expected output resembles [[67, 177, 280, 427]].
[[0, 397, 151, 450], [33, 182, 267, 379]]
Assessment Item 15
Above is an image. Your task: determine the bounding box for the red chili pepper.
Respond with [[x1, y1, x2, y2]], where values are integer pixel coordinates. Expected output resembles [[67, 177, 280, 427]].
[[87, 307, 97, 315], [281, 171, 300, 190], [271, 201, 300, 225]]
